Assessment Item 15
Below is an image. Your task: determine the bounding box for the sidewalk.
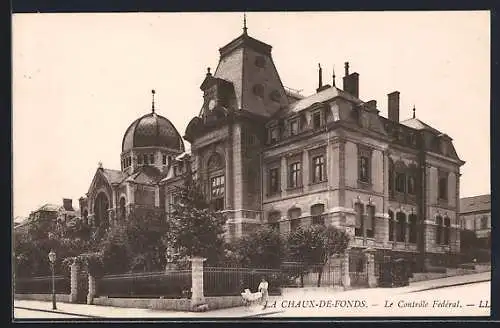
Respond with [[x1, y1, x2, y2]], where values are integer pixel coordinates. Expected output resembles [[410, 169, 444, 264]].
[[14, 271, 490, 319], [14, 299, 283, 319]]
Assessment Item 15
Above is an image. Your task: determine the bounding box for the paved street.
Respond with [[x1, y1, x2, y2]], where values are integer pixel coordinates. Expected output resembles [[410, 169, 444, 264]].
[[13, 272, 490, 319]]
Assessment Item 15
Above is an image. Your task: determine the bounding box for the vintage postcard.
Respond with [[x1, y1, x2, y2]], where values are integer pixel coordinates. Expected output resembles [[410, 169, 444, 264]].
[[12, 11, 491, 320]]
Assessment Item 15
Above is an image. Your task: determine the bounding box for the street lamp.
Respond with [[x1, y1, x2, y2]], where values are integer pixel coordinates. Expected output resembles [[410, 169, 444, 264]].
[[48, 250, 57, 310]]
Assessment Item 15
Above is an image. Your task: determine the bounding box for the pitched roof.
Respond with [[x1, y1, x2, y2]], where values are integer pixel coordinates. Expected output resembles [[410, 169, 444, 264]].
[[288, 86, 363, 114], [460, 194, 491, 214], [126, 166, 163, 185], [102, 168, 127, 184], [36, 204, 61, 212], [400, 118, 442, 134]]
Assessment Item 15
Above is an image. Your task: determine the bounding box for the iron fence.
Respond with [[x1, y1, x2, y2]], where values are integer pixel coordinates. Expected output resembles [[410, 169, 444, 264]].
[[15, 275, 70, 294], [96, 270, 192, 299], [204, 267, 282, 296]]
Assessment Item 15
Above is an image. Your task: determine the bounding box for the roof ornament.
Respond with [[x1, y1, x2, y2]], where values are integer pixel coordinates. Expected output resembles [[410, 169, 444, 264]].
[[318, 63, 323, 89], [98, 161, 103, 169], [206, 67, 211, 76], [151, 89, 156, 114], [413, 105, 416, 118], [243, 12, 248, 35], [332, 65, 336, 87]]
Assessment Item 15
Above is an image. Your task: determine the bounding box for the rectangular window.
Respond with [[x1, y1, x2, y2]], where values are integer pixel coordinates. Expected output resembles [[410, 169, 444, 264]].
[[396, 213, 406, 242], [269, 167, 280, 195], [162, 154, 167, 165], [443, 218, 450, 245], [355, 203, 364, 237], [409, 215, 417, 243], [289, 119, 299, 136], [438, 176, 448, 200], [312, 111, 322, 129], [388, 212, 394, 241], [143, 154, 148, 165], [312, 155, 326, 183], [311, 204, 325, 226], [481, 216, 489, 229], [436, 217, 443, 244], [138, 155, 143, 165], [366, 205, 375, 238], [395, 173, 406, 193], [288, 162, 301, 188], [290, 219, 300, 232], [359, 155, 370, 183], [149, 154, 155, 164], [407, 175, 416, 194]]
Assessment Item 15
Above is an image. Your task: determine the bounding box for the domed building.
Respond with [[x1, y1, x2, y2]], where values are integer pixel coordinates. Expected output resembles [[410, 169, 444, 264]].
[[79, 91, 188, 230]]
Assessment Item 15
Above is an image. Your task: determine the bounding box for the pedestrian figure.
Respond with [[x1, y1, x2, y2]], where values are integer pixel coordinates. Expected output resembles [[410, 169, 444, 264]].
[[258, 276, 269, 310]]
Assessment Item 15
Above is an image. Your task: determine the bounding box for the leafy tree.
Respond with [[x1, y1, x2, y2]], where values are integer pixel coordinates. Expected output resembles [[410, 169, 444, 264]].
[[287, 224, 349, 287], [167, 175, 227, 265]]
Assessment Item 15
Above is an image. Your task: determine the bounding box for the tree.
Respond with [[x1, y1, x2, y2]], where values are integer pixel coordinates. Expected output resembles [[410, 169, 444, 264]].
[[287, 225, 349, 287], [232, 226, 286, 269], [167, 175, 227, 265]]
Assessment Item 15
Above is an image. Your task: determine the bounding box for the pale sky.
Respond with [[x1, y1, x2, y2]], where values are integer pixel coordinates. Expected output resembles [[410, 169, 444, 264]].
[[12, 11, 490, 218]]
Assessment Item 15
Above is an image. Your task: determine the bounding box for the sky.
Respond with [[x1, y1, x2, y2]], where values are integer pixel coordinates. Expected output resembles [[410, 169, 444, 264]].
[[12, 11, 490, 219]]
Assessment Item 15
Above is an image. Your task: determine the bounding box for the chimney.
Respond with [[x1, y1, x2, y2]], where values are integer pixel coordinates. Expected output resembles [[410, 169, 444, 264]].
[[387, 91, 400, 122], [342, 62, 359, 98], [316, 63, 331, 93], [366, 100, 377, 110], [63, 198, 73, 211]]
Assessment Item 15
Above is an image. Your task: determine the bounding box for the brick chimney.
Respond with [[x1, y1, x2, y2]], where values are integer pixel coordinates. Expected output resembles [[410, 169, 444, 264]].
[[387, 91, 400, 122], [342, 62, 359, 98], [63, 198, 73, 211]]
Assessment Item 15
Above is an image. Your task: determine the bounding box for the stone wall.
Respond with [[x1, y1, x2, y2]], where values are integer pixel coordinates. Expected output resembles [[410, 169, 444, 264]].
[[15, 293, 70, 303], [93, 296, 244, 311]]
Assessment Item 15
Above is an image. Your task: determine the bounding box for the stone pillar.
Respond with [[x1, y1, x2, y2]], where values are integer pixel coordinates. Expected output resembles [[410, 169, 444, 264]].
[[302, 150, 310, 192], [69, 262, 79, 303], [87, 275, 96, 305], [341, 250, 351, 288], [190, 257, 207, 311], [363, 248, 377, 288]]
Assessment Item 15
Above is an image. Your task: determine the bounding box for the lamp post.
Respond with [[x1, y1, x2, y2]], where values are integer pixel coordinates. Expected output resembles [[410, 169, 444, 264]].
[[48, 250, 57, 310]]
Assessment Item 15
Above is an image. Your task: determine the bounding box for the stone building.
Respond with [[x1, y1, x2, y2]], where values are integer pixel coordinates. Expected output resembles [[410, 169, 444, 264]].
[[80, 24, 465, 271], [460, 194, 491, 243]]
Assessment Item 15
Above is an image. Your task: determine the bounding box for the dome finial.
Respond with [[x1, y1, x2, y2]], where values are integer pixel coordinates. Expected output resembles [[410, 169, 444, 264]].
[[243, 12, 248, 35], [151, 89, 156, 114], [413, 104, 416, 118]]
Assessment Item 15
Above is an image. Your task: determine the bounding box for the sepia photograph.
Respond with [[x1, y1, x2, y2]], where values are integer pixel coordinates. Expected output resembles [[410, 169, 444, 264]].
[[12, 11, 491, 320]]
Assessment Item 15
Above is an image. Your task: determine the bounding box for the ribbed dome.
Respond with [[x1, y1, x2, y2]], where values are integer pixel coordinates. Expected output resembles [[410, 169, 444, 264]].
[[122, 113, 185, 152]]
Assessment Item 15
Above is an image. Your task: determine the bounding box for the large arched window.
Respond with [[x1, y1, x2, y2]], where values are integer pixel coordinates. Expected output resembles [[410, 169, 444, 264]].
[[119, 197, 126, 221], [94, 192, 110, 228], [396, 212, 406, 242], [311, 204, 325, 225], [288, 208, 302, 231]]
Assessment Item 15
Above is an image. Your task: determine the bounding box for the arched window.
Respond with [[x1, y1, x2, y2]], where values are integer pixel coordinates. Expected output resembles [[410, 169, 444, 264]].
[[388, 210, 394, 241], [443, 217, 450, 245], [119, 197, 126, 221], [409, 214, 417, 243], [396, 212, 406, 242], [268, 211, 281, 231], [288, 208, 302, 231], [436, 216, 443, 244], [93, 192, 109, 228], [311, 204, 325, 225]]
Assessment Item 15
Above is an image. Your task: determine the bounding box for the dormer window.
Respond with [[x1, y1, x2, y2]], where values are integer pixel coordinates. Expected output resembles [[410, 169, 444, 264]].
[[269, 127, 279, 144], [289, 118, 299, 136], [312, 110, 322, 129]]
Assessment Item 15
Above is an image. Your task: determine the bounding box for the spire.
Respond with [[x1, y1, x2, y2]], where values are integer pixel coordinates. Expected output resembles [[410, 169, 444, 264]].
[[413, 105, 416, 118], [318, 63, 323, 89], [151, 89, 156, 114], [243, 12, 248, 35], [332, 65, 336, 87]]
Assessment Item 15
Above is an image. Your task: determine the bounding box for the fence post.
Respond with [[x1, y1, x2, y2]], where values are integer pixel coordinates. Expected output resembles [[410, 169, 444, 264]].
[[363, 247, 377, 288], [69, 262, 79, 303], [342, 249, 351, 288], [189, 257, 208, 311], [87, 274, 96, 305]]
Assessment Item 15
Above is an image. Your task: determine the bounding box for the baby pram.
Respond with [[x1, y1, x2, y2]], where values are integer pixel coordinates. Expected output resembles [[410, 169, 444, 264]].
[[241, 289, 262, 307]]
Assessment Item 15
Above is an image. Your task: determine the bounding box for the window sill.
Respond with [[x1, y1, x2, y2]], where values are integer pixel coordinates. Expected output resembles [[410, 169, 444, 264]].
[[286, 186, 304, 192], [309, 180, 328, 186], [357, 180, 372, 190]]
